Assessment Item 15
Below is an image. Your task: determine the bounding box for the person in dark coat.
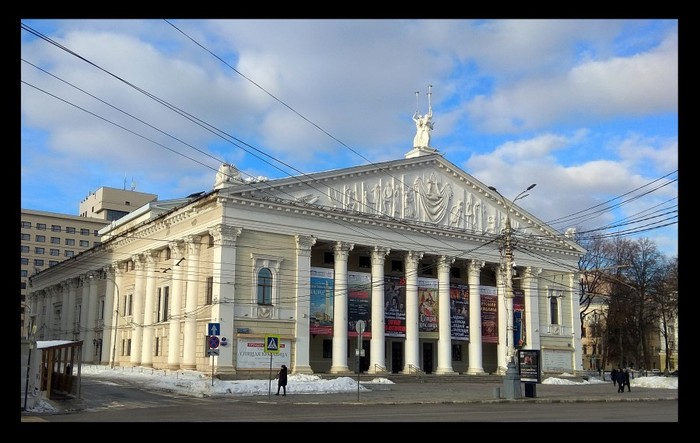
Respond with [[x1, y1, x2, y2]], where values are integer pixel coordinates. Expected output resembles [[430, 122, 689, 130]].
[[276, 364, 288, 396], [623, 369, 631, 392], [611, 368, 618, 386], [616, 369, 626, 393]]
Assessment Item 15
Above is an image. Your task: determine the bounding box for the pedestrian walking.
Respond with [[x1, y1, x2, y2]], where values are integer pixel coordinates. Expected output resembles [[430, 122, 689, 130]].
[[611, 368, 618, 386], [616, 369, 626, 393], [623, 369, 631, 392], [275, 364, 288, 396]]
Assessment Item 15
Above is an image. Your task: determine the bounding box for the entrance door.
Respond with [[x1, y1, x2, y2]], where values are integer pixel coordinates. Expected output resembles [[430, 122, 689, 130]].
[[423, 342, 434, 374], [391, 341, 403, 373]]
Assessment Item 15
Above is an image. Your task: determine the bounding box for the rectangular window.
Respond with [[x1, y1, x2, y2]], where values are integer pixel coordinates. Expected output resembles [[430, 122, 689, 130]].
[[155, 337, 160, 356], [158, 286, 170, 321], [21, 245, 29, 253], [51, 237, 60, 244], [257, 269, 273, 305], [36, 235, 46, 242], [65, 250, 74, 257], [79, 240, 90, 247], [549, 290, 561, 325], [21, 233, 30, 241], [36, 223, 46, 230], [127, 294, 133, 316], [21, 281, 26, 290], [21, 258, 29, 265], [34, 259, 44, 266], [50, 249, 60, 256], [80, 228, 90, 236], [66, 227, 76, 234], [21, 221, 31, 229], [206, 277, 214, 305], [51, 225, 61, 232], [34, 247, 45, 254], [93, 241, 101, 247], [49, 260, 59, 267], [21, 270, 28, 277], [65, 238, 75, 246]]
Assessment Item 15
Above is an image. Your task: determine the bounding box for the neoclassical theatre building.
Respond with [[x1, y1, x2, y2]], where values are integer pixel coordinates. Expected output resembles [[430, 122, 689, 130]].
[[27, 138, 587, 377]]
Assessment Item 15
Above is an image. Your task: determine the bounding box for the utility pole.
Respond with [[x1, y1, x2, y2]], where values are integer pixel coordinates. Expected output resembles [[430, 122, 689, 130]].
[[488, 183, 536, 399]]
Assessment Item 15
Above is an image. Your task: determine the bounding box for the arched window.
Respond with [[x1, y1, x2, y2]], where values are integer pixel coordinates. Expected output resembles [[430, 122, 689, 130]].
[[257, 268, 273, 305]]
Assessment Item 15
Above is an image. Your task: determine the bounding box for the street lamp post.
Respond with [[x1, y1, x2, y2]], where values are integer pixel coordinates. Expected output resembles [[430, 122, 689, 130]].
[[488, 183, 536, 365]]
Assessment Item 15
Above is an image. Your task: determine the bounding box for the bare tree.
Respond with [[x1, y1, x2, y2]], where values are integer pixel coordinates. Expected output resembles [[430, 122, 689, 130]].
[[652, 255, 678, 373]]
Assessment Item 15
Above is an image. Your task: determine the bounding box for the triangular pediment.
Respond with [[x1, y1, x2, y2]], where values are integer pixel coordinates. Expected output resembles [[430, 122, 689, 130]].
[[218, 155, 582, 252]]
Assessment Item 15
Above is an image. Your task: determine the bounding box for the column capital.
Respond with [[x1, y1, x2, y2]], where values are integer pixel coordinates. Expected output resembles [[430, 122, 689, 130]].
[[295, 235, 317, 255]]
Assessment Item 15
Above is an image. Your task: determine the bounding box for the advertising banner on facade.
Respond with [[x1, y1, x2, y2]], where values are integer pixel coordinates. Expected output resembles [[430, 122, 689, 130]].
[[450, 283, 469, 341], [513, 288, 525, 347], [384, 276, 406, 337], [348, 271, 371, 337], [236, 338, 291, 369], [481, 286, 498, 343], [418, 277, 438, 332], [310, 267, 334, 335]]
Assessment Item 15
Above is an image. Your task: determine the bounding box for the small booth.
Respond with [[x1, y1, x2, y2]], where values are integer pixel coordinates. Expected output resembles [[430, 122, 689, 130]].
[[24, 340, 83, 409]]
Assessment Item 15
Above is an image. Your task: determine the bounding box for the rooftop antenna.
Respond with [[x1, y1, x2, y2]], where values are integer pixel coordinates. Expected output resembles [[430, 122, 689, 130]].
[[131, 177, 136, 191], [123, 173, 127, 190], [414, 90, 420, 113]]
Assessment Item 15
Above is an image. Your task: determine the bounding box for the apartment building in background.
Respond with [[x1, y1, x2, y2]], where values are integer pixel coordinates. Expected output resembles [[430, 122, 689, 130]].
[[21, 187, 158, 336]]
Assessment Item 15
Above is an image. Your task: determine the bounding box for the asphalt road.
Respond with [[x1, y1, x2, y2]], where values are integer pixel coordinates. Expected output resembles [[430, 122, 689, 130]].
[[21, 376, 679, 422]]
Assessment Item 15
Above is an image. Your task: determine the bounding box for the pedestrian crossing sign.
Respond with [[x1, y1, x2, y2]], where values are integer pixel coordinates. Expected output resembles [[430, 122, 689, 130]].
[[264, 335, 280, 354]]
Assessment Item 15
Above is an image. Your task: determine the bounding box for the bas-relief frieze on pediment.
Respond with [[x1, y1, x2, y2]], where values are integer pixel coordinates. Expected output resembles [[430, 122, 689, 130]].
[[279, 169, 534, 237]]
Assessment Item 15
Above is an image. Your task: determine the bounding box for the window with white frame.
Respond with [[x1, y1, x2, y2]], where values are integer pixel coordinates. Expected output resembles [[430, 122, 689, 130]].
[[549, 289, 562, 325], [257, 268, 273, 305], [251, 254, 283, 308]]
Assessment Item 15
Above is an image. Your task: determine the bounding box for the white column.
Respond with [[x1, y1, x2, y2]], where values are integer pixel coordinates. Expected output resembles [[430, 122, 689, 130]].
[[210, 226, 242, 375], [182, 236, 201, 369], [78, 276, 90, 357], [293, 235, 316, 374], [168, 241, 186, 369], [84, 274, 98, 362], [130, 255, 146, 366], [466, 260, 486, 375], [330, 241, 353, 374], [523, 266, 541, 351], [369, 246, 390, 374], [101, 266, 117, 365], [141, 251, 157, 367], [436, 255, 456, 374], [60, 282, 70, 340], [113, 265, 125, 367], [403, 251, 423, 373], [496, 265, 508, 374], [66, 279, 78, 340]]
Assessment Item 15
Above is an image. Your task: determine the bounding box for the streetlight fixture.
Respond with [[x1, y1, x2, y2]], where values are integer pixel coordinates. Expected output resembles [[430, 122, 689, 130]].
[[487, 183, 536, 365]]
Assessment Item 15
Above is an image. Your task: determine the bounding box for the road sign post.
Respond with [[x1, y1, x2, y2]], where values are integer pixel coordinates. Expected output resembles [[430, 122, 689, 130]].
[[264, 335, 280, 397], [355, 320, 366, 401]]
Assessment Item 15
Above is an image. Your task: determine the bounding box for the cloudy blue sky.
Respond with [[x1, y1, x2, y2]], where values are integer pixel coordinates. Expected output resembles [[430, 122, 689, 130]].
[[20, 19, 678, 258]]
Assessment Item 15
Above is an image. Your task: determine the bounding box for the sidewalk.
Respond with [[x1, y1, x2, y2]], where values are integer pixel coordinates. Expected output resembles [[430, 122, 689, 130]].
[[234, 379, 678, 405]]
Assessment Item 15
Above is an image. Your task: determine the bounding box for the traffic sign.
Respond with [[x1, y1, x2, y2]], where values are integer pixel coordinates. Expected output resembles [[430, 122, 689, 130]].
[[264, 335, 280, 354], [208, 335, 220, 349], [208, 323, 221, 336]]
